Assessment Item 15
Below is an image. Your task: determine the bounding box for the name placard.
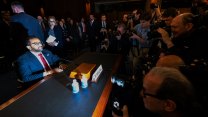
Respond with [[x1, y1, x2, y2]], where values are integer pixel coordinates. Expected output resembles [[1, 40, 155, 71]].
[[92, 65, 103, 82]]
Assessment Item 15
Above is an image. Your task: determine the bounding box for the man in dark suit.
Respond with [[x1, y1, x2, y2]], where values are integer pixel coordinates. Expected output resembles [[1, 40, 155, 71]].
[[11, 1, 44, 57], [16, 36, 66, 87], [98, 14, 111, 51], [86, 14, 99, 52], [99, 14, 109, 41], [11, 1, 44, 42], [78, 17, 87, 49]]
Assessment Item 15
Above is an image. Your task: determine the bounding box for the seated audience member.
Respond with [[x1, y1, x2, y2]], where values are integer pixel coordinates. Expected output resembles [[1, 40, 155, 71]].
[[16, 36, 66, 87], [156, 55, 185, 69], [141, 67, 206, 117]]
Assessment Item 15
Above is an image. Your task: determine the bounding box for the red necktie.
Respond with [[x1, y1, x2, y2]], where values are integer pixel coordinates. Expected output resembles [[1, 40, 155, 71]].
[[38, 53, 51, 71]]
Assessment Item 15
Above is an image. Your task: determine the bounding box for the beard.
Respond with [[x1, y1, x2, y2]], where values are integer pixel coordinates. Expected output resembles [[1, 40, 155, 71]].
[[33, 46, 43, 52]]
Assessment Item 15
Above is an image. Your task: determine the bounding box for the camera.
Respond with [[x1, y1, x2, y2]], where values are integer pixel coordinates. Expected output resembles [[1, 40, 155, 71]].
[[151, 20, 167, 30], [101, 40, 108, 45], [127, 14, 135, 20], [148, 20, 170, 40]]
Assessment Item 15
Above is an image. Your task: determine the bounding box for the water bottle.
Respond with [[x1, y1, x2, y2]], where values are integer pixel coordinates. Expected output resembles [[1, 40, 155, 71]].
[[81, 76, 88, 88], [72, 79, 79, 93]]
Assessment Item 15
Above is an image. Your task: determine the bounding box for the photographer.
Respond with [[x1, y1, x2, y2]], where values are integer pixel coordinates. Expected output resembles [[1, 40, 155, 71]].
[[148, 7, 178, 63], [132, 9, 142, 27], [100, 38, 109, 53], [157, 13, 208, 64], [146, 0, 162, 23], [122, 13, 134, 31], [128, 12, 152, 78]]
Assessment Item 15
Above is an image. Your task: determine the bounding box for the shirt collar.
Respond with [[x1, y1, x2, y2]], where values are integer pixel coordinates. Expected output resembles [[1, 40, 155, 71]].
[[30, 51, 42, 56]]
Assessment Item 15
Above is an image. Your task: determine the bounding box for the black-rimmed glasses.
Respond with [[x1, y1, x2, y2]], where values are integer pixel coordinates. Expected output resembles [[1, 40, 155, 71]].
[[141, 87, 161, 99], [31, 42, 42, 46]]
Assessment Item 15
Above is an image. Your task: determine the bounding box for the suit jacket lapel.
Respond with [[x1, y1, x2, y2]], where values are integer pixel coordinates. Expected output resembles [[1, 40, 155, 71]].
[[28, 52, 43, 70], [42, 50, 51, 65]]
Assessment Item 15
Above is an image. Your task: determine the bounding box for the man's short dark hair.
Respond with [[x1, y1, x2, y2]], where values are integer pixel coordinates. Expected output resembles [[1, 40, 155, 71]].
[[26, 36, 39, 46], [134, 9, 142, 15], [117, 23, 127, 30], [140, 12, 152, 21], [11, 1, 24, 9]]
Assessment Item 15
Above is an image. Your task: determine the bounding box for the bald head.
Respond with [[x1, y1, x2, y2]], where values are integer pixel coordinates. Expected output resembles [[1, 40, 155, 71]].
[[156, 55, 185, 69], [171, 13, 195, 38]]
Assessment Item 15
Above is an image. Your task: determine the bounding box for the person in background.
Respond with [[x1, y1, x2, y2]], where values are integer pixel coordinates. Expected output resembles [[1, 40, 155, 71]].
[[86, 14, 99, 52], [37, 15, 46, 33], [132, 9, 142, 27], [148, 7, 178, 60], [16, 36, 66, 88], [99, 14, 109, 46], [156, 55, 185, 69], [11, 1, 44, 43], [78, 17, 87, 49], [129, 12, 152, 79], [115, 23, 131, 61], [45, 16, 64, 57], [157, 12, 208, 64], [67, 18, 81, 57]]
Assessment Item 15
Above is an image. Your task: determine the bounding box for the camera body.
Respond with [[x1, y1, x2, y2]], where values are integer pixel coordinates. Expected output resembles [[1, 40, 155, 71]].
[[148, 20, 170, 40], [101, 39, 108, 45], [127, 14, 135, 20], [151, 20, 167, 30]]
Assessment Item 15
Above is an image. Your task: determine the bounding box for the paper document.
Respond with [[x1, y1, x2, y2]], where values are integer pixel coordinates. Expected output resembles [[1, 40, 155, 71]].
[[46, 35, 56, 43]]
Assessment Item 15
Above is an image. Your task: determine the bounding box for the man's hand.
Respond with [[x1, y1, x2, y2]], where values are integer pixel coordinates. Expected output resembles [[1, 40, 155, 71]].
[[59, 64, 67, 70], [54, 68, 63, 73], [47, 41, 56, 47], [157, 28, 174, 48], [43, 70, 55, 76], [130, 32, 144, 43]]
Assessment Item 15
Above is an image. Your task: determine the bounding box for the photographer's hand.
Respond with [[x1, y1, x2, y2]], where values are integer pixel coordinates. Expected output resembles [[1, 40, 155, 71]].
[[130, 33, 145, 43], [157, 28, 174, 48], [123, 105, 129, 117]]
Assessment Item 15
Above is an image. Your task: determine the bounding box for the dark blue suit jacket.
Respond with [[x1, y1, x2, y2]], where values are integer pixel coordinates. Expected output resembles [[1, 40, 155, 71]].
[[11, 12, 44, 43], [17, 49, 60, 82]]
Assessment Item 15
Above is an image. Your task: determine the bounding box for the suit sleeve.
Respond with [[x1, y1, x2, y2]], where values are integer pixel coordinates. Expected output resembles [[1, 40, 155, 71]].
[[17, 56, 44, 82]]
